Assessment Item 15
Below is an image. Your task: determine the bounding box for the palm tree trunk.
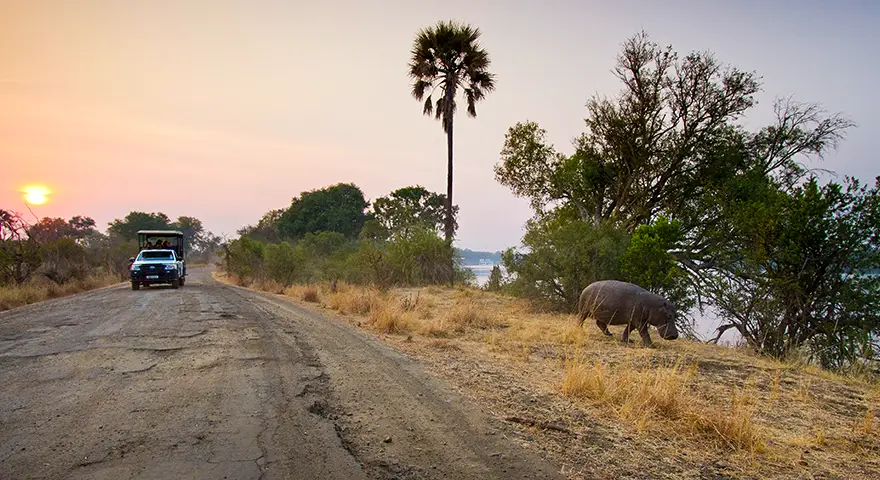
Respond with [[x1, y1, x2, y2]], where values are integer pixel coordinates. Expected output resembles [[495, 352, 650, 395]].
[[445, 115, 454, 286], [445, 123, 454, 244]]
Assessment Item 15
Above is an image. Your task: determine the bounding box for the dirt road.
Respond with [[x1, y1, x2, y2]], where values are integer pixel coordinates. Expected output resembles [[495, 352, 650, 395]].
[[0, 267, 563, 480]]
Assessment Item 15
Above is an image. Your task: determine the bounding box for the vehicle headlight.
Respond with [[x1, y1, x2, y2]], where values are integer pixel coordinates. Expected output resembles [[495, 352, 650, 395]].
[[164, 264, 176, 270], [131, 264, 140, 271]]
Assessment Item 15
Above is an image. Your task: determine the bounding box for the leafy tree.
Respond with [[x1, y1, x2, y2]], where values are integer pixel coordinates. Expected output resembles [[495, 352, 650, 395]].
[[372, 186, 456, 238], [107, 212, 174, 240], [68, 216, 97, 236], [39, 237, 88, 284], [409, 20, 496, 244], [386, 226, 455, 285], [495, 31, 763, 230], [493, 31, 870, 369], [103, 240, 139, 278], [706, 176, 880, 369], [278, 183, 369, 240], [350, 239, 395, 287], [238, 209, 284, 243], [265, 241, 308, 286], [173, 216, 204, 253], [299, 231, 348, 257], [29, 216, 98, 244], [190, 232, 222, 260], [225, 236, 266, 284], [28, 218, 76, 243], [296, 231, 356, 282], [0, 210, 41, 285], [501, 214, 630, 311], [620, 216, 694, 316], [485, 265, 503, 292], [358, 219, 389, 241], [674, 98, 854, 279]]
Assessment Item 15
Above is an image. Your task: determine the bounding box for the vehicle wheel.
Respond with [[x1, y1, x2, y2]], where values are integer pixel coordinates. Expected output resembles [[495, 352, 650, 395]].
[[171, 279, 180, 289], [131, 282, 140, 291]]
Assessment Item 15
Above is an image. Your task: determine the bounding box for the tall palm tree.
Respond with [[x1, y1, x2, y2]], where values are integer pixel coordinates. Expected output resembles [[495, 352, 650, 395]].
[[408, 20, 496, 250]]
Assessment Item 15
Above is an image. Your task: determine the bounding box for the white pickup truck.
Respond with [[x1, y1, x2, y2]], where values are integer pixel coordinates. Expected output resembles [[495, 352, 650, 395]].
[[130, 249, 185, 290]]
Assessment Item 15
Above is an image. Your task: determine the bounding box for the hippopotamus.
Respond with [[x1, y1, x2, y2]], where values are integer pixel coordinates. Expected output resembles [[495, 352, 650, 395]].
[[577, 280, 679, 347]]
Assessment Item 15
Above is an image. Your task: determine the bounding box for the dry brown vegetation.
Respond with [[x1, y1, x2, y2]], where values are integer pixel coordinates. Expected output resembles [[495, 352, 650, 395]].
[[0, 272, 121, 312], [218, 273, 880, 479]]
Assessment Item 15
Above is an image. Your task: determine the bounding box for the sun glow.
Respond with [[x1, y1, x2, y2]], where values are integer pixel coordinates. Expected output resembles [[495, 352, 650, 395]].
[[21, 185, 52, 205]]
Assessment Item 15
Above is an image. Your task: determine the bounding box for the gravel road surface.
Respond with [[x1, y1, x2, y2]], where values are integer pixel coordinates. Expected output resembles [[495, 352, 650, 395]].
[[0, 267, 562, 479]]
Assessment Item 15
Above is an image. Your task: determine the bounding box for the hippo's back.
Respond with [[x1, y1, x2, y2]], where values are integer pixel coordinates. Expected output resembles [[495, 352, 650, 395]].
[[585, 280, 648, 296], [579, 280, 652, 324]]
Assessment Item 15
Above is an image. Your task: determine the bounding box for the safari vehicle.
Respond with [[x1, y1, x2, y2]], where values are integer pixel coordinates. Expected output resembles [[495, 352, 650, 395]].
[[129, 230, 187, 290]]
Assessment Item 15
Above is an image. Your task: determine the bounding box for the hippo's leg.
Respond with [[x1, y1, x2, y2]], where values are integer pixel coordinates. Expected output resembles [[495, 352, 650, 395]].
[[621, 323, 634, 343], [637, 324, 654, 348], [596, 319, 612, 336]]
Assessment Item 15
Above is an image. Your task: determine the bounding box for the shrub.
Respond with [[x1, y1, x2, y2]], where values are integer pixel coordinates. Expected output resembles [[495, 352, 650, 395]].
[[301, 285, 319, 303], [485, 265, 503, 291], [386, 227, 454, 285], [39, 237, 89, 284], [265, 241, 307, 286], [502, 216, 630, 311], [226, 237, 266, 282]]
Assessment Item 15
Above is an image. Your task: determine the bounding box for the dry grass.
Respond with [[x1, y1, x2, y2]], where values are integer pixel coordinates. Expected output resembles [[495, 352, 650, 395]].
[[445, 300, 500, 330], [418, 317, 452, 338], [324, 284, 384, 315], [561, 356, 694, 425], [253, 278, 286, 294], [0, 273, 121, 311], [228, 275, 880, 479], [368, 302, 413, 334], [689, 386, 765, 454], [284, 284, 321, 303], [557, 354, 767, 453]]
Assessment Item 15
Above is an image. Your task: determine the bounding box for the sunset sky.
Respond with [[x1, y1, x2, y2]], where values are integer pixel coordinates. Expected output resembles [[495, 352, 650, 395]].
[[2, 0, 878, 251]]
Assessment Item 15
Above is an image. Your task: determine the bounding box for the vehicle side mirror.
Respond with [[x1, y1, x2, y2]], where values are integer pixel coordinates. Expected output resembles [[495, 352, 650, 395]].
[[129, 257, 135, 263]]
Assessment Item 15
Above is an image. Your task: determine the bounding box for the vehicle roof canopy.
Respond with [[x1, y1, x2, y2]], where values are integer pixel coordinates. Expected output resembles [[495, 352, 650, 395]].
[[137, 230, 185, 259], [138, 230, 184, 237]]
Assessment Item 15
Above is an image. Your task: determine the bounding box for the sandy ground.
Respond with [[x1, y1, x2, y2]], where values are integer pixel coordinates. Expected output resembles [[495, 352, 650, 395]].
[[0, 267, 562, 480]]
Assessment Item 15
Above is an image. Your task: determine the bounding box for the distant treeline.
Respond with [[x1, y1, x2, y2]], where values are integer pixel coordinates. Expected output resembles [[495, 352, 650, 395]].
[[458, 249, 502, 265], [227, 184, 473, 287], [0, 210, 220, 288]]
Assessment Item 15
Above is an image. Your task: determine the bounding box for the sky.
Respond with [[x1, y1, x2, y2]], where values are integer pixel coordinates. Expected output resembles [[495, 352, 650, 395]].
[[2, 0, 878, 251]]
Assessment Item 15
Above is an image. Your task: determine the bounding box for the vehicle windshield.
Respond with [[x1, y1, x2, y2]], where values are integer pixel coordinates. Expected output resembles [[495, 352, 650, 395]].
[[139, 251, 174, 261]]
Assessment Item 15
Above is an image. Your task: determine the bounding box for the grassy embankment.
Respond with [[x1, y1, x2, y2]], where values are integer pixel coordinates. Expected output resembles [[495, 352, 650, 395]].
[[217, 272, 880, 479], [0, 273, 121, 312]]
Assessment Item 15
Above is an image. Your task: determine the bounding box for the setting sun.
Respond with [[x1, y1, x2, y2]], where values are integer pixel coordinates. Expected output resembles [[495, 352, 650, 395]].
[[21, 185, 52, 205]]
